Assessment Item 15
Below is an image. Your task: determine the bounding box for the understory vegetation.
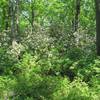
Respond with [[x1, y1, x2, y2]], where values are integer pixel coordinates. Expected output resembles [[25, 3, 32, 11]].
[[0, 0, 100, 100]]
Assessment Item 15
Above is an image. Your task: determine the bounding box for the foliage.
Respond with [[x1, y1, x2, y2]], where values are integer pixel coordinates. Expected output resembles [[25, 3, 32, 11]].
[[0, 0, 99, 100]]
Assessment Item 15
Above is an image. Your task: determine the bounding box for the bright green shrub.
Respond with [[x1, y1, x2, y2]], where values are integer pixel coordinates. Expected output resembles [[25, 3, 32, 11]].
[[0, 76, 16, 99]]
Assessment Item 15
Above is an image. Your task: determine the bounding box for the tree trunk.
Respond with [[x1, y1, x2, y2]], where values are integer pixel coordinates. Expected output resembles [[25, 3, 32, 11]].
[[31, 0, 35, 33], [74, 0, 81, 32], [95, 0, 100, 56], [10, 0, 15, 40], [16, 0, 20, 34], [5, 7, 9, 30], [10, 0, 20, 44]]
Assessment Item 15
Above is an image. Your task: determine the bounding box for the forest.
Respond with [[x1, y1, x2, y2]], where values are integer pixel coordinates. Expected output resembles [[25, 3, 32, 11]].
[[0, 0, 100, 100]]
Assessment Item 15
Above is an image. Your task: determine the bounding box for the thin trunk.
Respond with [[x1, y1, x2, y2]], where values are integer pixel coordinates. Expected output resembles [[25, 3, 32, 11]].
[[10, 0, 18, 49], [2, 8, 6, 30], [31, 0, 35, 33], [5, 8, 9, 30], [31, 5, 34, 33], [16, 0, 20, 34], [74, 0, 81, 32], [10, 0, 15, 40], [95, 0, 100, 55]]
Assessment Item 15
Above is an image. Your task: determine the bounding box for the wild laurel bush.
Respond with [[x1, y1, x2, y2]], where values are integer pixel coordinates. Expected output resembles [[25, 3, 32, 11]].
[[0, 24, 99, 100]]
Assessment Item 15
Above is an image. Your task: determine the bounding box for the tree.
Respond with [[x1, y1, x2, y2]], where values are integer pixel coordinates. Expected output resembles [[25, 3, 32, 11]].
[[16, 0, 20, 34], [95, 0, 100, 55], [10, 0, 15, 41], [31, 0, 35, 33], [74, 0, 81, 31]]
